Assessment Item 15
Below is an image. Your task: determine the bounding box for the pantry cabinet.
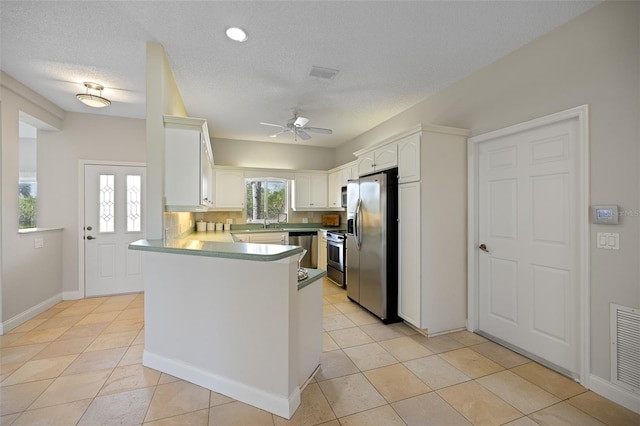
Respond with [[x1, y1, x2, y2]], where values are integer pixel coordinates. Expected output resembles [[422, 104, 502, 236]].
[[396, 124, 469, 335], [163, 115, 213, 210], [214, 169, 245, 210], [292, 173, 327, 210]]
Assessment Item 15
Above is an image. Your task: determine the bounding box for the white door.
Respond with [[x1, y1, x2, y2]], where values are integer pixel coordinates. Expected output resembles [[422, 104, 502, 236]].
[[84, 164, 146, 297], [476, 116, 582, 376]]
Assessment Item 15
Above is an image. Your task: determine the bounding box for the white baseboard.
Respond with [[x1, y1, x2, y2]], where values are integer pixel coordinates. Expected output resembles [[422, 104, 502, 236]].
[[0, 293, 63, 334], [588, 374, 640, 414], [143, 350, 301, 419], [62, 290, 83, 300]]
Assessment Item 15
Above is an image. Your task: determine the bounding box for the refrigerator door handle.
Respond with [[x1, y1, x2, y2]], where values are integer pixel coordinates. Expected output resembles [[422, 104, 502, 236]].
[[355, 198, 363, 249]]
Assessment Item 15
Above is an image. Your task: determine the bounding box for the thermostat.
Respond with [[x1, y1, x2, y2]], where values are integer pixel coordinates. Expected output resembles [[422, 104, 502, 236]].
[[591, 205, 619, 225]]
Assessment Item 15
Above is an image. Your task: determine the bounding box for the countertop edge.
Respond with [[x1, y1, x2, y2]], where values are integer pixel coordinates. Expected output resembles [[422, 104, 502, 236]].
[[129, 239, 304, 262], [297, 269, 326, 290]]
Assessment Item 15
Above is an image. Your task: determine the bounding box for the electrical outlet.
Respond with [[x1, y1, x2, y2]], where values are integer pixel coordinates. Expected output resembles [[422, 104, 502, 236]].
[[302, 217, 308, 224], [34, 238, 44, 249]]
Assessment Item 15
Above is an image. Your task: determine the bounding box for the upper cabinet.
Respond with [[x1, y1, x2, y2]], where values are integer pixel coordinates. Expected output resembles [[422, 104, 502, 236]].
[[355, 143, 398, 176], [397, 133, 421, 184], [327, 170, 342, 208], [327, 161, 357, 209], [214, 169, 245, 210], [164, 115, 213, 210], [292, 173, 328, 210]]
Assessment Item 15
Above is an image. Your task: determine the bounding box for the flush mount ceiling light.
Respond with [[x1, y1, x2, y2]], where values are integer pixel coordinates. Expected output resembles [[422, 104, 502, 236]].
[[76, 82, 111, 108], [225, 26, 248, 42]]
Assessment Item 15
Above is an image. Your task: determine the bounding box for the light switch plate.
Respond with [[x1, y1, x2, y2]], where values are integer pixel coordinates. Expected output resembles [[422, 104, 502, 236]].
[[34, 238, 44, 249], [597, 232, 619, 250]]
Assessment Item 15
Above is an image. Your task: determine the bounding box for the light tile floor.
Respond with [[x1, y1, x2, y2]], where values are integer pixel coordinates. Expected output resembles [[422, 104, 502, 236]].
[[1, 279, 638, 425]]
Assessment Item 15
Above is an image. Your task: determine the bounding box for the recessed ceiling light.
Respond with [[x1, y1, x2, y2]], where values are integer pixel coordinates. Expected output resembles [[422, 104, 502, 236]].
[[225, 27, 248, 42], [76, 82, 111, 108]]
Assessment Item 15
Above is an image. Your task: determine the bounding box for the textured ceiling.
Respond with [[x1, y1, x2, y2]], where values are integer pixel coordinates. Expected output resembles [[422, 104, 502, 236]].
[[1, 1, 601, 147]]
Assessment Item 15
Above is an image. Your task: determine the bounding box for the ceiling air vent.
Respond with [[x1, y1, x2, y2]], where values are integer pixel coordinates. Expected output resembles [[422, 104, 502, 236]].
[[309, 66, 340, 80]]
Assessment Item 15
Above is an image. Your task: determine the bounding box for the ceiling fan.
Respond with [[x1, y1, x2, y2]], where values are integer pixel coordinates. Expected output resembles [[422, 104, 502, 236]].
[[260, 113, 332, 141]]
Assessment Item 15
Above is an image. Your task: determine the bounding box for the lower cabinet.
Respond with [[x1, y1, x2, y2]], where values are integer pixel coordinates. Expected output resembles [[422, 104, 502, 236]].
[[233, 232, 288, 245], [318, 231, 327, 271]]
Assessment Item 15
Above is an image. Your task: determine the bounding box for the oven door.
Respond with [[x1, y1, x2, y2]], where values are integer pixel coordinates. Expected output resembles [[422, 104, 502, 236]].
[[327, 239, 344, 272]]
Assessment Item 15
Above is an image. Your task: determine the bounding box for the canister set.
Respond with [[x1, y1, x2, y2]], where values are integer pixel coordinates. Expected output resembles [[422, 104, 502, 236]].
[[196, 221, 226, 232]]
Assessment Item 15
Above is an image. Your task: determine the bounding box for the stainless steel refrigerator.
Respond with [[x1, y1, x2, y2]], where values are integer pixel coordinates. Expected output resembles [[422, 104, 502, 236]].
[[346, 169, 400, 323]]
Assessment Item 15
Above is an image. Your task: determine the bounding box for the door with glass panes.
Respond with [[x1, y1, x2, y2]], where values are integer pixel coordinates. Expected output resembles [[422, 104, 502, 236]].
[[84, 164, 146, 297]]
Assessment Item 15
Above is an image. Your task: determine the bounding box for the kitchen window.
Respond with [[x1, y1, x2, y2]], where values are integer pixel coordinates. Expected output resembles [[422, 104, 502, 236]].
[[245, 178, 287, 224]]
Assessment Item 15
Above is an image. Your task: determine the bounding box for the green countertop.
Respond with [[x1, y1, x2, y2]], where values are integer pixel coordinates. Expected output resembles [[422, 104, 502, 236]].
[[129, 238, 304, 262], [297, 268, 326, 290]]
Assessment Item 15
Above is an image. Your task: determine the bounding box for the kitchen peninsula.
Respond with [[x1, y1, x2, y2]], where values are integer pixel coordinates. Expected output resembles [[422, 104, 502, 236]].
[[128, 238, 325, 419]]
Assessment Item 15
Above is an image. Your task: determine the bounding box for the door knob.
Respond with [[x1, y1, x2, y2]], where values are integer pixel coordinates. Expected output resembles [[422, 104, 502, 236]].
[[86, 235, 96, 240], [479, 243, 489, 253]]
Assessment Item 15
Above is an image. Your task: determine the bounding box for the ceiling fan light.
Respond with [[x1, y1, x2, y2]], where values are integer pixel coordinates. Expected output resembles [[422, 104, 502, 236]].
[[225, 27, 248, 42], [76, 82, 111, 108], [293, 116, 309, 127]]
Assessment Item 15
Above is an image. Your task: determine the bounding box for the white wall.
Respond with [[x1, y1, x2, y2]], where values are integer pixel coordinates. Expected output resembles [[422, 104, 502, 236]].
[[337, 1, 640, 384], [212, 138, 335, 171], [0, 72, 65, 324], [38, 113, 145, 296]]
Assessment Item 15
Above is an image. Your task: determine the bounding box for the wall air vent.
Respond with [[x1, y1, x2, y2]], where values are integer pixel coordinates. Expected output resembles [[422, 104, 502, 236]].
[[610, 303, 640, 393], [309, 65, 340, 80]]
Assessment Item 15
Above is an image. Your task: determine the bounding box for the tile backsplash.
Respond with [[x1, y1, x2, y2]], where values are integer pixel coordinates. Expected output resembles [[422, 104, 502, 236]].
[[163, 209, 346, 238]]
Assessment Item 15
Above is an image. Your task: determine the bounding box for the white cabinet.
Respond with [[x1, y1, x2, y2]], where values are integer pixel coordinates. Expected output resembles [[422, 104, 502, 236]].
[[214, 169, 245, 210], [327, 162, 356, 209], [292, 173, 327, 210], [327, 170, 342, 208], [356, 143, 398, 176], [164, 115, 213, 209], [396, 124, 469, 335], [398, 182, 421, 325], [233, 232, 288, 245], [398, 133, 421, 183], [318, 231, 327, 271]]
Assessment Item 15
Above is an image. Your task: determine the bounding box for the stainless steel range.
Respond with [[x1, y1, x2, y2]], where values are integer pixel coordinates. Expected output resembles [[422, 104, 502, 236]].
[[326, 230, 346, 288]]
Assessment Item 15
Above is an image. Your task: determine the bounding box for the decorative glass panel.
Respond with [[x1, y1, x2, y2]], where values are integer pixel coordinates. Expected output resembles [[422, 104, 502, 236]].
[[99, 174, 115, 233], [127, 175, 142, 232]]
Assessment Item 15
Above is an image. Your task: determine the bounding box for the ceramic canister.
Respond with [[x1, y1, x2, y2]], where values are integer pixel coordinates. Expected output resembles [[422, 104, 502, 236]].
[[207, 222, 216, 231]]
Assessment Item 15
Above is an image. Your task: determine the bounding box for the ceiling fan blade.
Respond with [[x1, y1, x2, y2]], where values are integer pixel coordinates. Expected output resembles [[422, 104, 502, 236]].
[[297, 130, 311, 140], [259, 122, 285, 128], [269, 130, 290, 138], [304, 127, 332, 135]]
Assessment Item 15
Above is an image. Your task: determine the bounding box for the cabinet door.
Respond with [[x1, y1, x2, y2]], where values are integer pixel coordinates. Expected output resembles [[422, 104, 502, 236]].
[[398, 134, 421, 184], [340, 167, 352, 186], [201, 138, 213, 206], [356, 154, 375, 176], [250, 233, 288, 245], [293, 174, 312, 208], [327, 171, 342, 208], [374, 143, 398, 172], [318, 231, 327, 271], [310, 174, 327, 208], [398, 182, 421, 327], [215, 169, 245, 209], [293, 174, 327, 209]]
